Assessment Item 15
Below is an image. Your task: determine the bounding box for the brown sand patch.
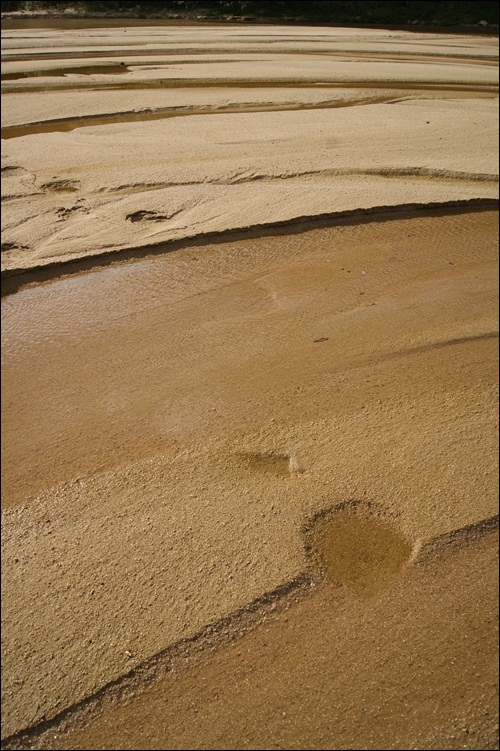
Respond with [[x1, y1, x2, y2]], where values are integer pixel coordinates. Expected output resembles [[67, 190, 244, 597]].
[[4, 525, 497, 750], [1, 210, 497, 742]]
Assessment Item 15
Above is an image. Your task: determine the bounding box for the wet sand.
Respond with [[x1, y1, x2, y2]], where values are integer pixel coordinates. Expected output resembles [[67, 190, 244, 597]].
[[2, 209, 498, 747], [8, 527, 499, 751], [1, 21, 499, 750]]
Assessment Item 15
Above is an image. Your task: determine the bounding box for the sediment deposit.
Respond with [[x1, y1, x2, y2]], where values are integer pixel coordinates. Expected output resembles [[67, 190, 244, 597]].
[[1, 20, 498, 750]]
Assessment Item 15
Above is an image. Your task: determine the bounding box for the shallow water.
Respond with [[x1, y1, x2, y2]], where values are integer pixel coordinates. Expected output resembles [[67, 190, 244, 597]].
[[2, 209, 497, 509], [3, 79, 497, 95], [1, 206, 498, 750], [308, 503, 413, 594], [1, 64, 130, 80], [0, 96, 388, 139]]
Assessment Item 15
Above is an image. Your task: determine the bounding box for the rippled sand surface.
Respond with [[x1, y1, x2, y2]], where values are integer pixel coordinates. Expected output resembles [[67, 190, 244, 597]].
[[1, 23, 498, 273], [1, 20, 498, 750]]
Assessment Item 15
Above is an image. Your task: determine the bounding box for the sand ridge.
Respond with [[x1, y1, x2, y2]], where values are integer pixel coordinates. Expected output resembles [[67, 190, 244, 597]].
[[1, 24, 498, 274]]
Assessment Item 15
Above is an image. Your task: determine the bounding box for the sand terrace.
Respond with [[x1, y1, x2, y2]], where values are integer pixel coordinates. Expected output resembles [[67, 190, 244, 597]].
[[1, 21, 499, 750], [1, 24, 498, 274]]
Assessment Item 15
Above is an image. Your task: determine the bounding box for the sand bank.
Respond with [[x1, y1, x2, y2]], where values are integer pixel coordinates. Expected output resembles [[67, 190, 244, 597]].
[[1, 24, 498, 275]]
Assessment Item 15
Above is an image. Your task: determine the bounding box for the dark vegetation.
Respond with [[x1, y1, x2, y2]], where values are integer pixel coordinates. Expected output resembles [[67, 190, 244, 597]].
[[2, 1, 498, 27]]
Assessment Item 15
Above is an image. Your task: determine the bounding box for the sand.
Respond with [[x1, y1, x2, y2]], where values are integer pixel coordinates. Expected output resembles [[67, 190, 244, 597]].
[[1, 20, 499, 750], [12, 528, 499, 751], [1, 25, 498, 272]]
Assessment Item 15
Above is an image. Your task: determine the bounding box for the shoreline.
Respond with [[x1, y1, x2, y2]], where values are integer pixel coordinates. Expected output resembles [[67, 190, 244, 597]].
[[2, 12, 499, 35], [1, 199, 498, 296]]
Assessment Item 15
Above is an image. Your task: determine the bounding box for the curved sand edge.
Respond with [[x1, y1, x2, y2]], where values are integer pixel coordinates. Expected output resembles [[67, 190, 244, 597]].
[[1, 517, 497, 749], [1, 199, 498, 293], [2, 27, 498, 275]]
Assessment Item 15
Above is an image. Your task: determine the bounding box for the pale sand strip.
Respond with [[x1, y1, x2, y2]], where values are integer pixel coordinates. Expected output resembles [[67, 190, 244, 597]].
[[2, 99, 498, 271], [1, 25, 498, 57], [0, 88, 424, 129], [1, 26, 498, 273]]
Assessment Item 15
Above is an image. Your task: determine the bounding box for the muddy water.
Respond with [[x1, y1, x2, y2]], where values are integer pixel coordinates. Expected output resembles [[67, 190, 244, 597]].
[[1, 64, 130, 80], [0, 96, 390, 139], [0, 58, 252, 80], [4, 80, 497, 95], [307, 502, 413, 594], [3, 49, 497, 64]]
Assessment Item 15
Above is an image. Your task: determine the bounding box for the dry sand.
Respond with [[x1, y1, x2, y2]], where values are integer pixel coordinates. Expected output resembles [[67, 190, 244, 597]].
[[1, 25, 498, 272], [1, 20, 499, 750]]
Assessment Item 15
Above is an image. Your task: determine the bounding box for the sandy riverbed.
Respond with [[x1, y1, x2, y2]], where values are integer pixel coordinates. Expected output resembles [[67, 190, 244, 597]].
[[1, 21, 498, 750]]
